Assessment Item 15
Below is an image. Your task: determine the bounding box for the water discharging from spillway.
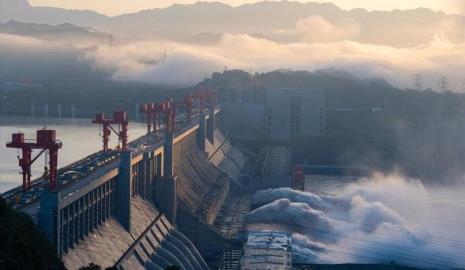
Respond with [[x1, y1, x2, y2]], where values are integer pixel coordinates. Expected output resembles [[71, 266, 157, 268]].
[[247, 173, 465, 269]]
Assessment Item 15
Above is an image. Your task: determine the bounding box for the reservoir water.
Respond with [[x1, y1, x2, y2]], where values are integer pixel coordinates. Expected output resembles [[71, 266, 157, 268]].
[[0, 116, 147, 193]]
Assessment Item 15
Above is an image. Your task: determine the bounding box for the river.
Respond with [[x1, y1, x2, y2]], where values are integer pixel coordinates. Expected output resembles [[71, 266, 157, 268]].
[[0, 116, 147, 193]]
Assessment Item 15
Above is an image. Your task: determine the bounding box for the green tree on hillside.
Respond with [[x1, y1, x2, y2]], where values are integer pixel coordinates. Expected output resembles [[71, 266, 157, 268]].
[[0, 197, 65, 270]]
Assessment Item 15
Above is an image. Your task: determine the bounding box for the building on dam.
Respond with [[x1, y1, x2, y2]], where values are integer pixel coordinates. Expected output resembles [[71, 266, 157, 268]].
[[221, 87, 325, 143], [240, 231, 292, 270]]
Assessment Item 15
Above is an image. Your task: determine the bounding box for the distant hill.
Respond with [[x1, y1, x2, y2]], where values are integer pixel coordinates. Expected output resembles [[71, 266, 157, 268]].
[[1, 0, 464, 47], [200, 69, 465, 182], [187, 32, 224, 45], [0, 20, 113, 45], [0, 0, 106, 26]]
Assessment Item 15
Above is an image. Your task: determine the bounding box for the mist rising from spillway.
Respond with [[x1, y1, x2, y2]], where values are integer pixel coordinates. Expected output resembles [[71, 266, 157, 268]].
[[247, 173, 465, 269]]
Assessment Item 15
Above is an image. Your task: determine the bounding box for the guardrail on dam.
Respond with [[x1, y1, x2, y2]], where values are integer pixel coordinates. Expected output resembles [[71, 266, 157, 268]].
[[31, 106, 248, 269]]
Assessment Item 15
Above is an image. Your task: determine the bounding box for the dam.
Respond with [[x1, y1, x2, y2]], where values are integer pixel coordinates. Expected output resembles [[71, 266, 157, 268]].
[[1, 93, 257, 270], [3, 85, 453, 270], [2, 86, 379, 270]]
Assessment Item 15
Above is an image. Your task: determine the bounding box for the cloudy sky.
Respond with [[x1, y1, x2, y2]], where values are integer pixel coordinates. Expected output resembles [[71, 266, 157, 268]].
[[3, 0, 464, 90], [29, 0, 465, 16]]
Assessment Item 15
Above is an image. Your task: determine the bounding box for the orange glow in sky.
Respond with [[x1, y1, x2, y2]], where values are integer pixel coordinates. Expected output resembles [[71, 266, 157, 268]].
[[28, 0, 464, 16]]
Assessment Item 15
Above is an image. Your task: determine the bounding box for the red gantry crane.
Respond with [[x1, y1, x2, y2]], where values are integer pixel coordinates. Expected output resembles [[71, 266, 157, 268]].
[[139, 90, 206, 135], [139, 103, 155, 134], [183, 93, 194, 123], [293, 164, 305, 191], [163, 98, 177, 134], [139, 102, 166, 134], [205, 88, 217, 107], [193, 88, 208, 113], [92, 111, 129, 152], [6, 129, 63, 191], [153, 103, 165, 131], [174, 93, 194, 123], [194, 88, 217, 113]]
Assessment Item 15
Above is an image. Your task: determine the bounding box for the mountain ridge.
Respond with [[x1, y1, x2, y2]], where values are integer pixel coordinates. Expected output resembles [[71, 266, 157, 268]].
[[0, 20, 113, 45], [1, 0, 463, 47]]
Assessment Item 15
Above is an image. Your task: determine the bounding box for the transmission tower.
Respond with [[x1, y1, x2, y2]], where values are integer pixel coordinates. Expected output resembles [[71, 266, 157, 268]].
[[439, 76, 449, 92], [414, 74, 424, 90]]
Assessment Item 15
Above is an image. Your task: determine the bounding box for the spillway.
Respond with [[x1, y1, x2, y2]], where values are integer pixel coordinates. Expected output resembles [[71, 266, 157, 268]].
[[1, 106, 255, 269]]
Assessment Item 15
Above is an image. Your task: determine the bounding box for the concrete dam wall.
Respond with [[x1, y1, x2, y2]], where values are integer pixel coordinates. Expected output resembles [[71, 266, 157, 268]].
[[116, 215, 209, 270], [173, 128, 247, 257], [46, 107, 248, 269], [63, 197, 209, 270], [173, 130, 226, 218], [207, 130, 247, 186]]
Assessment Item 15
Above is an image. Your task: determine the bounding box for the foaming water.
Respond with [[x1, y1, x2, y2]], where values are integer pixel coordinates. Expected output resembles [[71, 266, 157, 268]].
[[247, 173, 465, 269], [0, 116, 147, 192]]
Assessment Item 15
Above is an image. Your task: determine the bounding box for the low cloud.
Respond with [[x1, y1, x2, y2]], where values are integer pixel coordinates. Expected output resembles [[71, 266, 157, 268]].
[[295, 16, 360, 42], [83, 34, 465, 90], [83, 43, 241, 86], [2, 30, 465, 90], [0, 33, 99, 83]]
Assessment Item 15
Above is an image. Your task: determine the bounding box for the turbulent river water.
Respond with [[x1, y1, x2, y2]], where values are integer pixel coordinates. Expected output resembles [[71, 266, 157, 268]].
[[248, 174, 465, 269], [0, 116, 147, 192]]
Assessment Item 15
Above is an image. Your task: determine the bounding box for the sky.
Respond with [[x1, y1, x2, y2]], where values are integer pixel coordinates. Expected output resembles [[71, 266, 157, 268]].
[[6, 0, 465, 90], [28, 0, 465, 16]]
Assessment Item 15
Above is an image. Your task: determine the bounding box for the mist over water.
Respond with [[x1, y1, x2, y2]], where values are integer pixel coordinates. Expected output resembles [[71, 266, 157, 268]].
[[248, 173, 465, 268]]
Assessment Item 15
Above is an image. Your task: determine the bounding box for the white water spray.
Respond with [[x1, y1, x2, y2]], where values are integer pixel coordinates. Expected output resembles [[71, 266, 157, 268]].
[[247, 173, 465, 268]]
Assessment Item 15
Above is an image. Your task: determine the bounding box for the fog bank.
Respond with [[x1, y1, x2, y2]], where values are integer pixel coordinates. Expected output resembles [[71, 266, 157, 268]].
[[2, 28, 465, 90]]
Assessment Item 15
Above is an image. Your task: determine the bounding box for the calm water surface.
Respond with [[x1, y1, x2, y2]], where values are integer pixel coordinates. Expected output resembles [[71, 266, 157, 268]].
[[0, 116, 146, 192]]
